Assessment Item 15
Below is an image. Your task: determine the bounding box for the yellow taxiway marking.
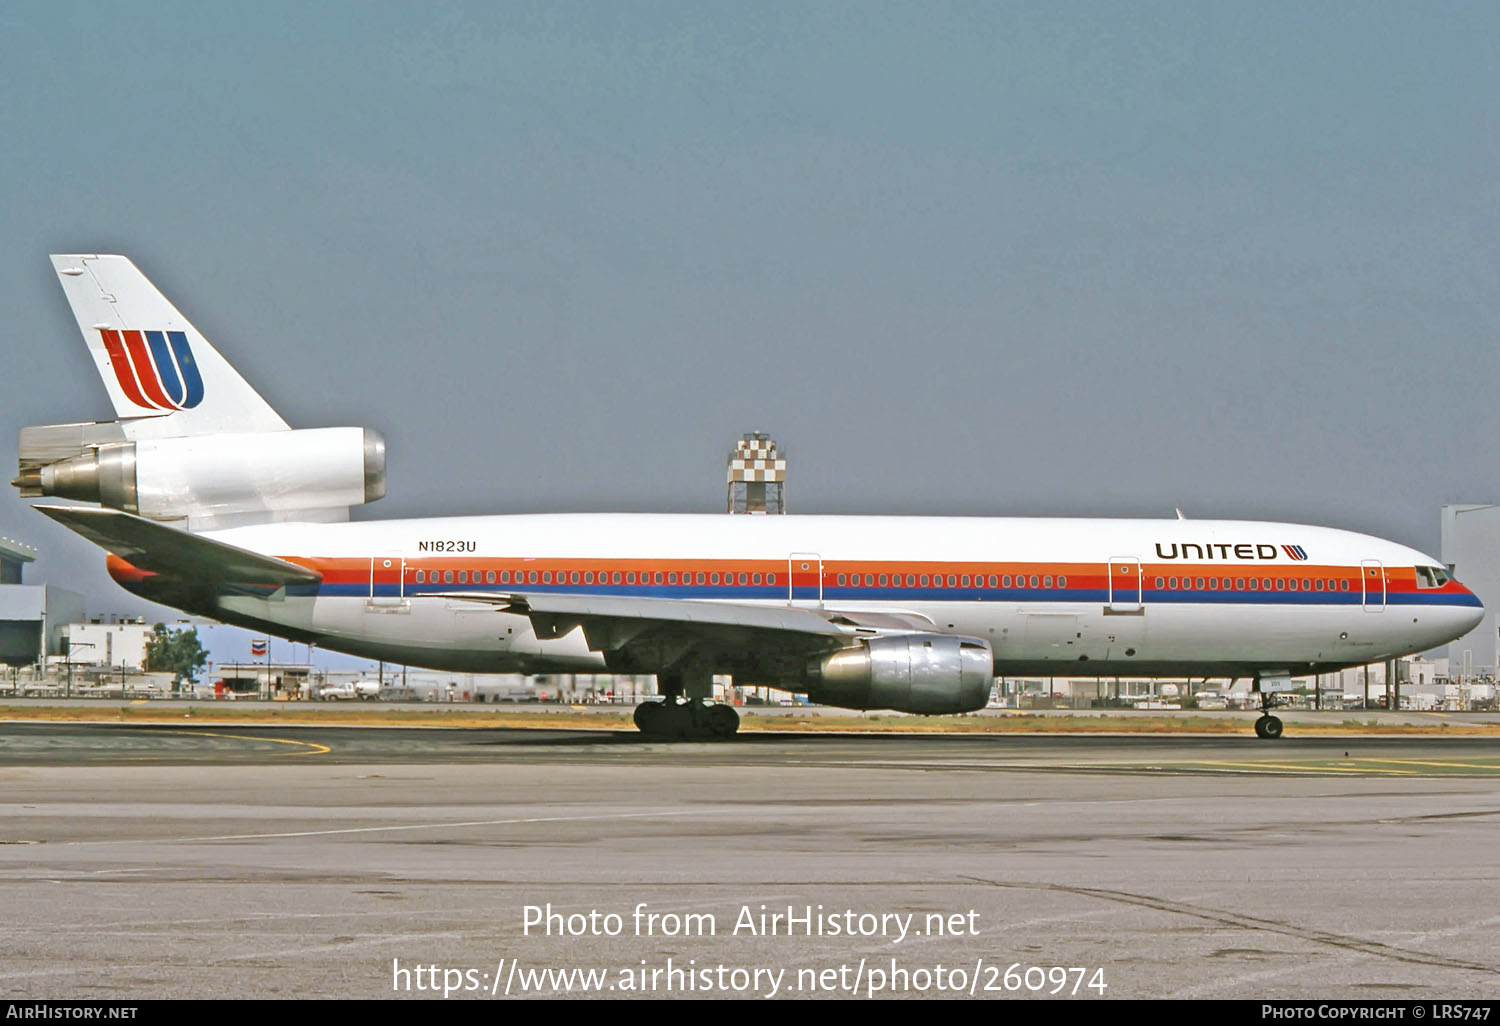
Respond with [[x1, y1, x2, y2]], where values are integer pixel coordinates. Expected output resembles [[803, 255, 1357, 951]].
[[168, 730, 331, 756], [1189, 759, 1417, 775], [1348, 758, 1500, 771]]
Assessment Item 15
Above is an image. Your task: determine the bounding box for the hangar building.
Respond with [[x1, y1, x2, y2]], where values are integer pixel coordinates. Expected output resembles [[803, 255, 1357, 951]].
[[0, 535, 85, 667], [1441, 504, 1500, 678]]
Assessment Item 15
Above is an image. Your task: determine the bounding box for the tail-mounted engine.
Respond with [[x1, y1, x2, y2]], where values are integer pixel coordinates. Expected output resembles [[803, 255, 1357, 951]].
[[14, 423, 384, 524], [807, 633, 993, 714]]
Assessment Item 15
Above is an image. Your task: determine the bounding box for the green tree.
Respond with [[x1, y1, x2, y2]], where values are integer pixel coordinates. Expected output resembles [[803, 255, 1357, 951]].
[[143, 624, 209, 693]]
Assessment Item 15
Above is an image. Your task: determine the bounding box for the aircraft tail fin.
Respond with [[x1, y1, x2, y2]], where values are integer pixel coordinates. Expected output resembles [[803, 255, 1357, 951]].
[[19, 255, 383, 529], [50, 254, 288, 437]]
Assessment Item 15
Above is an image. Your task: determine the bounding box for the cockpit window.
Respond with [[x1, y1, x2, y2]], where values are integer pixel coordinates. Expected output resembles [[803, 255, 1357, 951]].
[[1415, 566, 1450, 589]]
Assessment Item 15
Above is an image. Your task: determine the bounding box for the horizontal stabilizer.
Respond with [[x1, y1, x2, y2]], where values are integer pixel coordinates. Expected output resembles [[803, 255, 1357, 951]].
[[34, 504, 321, 588]]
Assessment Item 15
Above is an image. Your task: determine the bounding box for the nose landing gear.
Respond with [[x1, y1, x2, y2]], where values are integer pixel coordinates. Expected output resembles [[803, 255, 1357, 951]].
[[1253, 688, 1285, 740], [1253, 713, 1283, 739]]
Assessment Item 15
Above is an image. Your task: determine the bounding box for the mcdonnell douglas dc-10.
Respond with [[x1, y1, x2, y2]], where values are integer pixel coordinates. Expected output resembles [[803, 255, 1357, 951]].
[[14, 255, 1483, 738]]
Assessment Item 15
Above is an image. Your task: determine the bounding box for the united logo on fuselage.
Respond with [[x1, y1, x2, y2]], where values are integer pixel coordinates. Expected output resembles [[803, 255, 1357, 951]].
[[98, 328, 204, 411], [1154, 542, 1307, 561]]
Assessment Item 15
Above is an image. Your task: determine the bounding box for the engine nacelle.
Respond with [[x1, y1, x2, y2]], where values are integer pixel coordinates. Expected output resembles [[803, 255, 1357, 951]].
[[26, 426, 385, 522], [807, 634, 993, 714]]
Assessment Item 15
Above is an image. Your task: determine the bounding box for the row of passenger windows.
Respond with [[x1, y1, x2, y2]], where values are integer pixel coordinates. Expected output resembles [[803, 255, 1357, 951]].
[[408, 569, 1357, 592], [414, 569, 780, 586], [836, 573, 1066, 589], [410, 569, 1074, 589], [1154, 575, 1351, 592]]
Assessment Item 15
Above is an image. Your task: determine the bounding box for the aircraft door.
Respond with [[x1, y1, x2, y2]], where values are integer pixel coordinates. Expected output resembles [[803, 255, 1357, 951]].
[[1361, 560, 1386, 612], [1107, 557, 1143, 614], [367, 553, 410, 611], [788, 553, 823, 608]]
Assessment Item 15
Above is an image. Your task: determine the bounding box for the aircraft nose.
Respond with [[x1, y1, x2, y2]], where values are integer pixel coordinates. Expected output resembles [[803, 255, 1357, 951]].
[[1451, 579, 1484, 635]]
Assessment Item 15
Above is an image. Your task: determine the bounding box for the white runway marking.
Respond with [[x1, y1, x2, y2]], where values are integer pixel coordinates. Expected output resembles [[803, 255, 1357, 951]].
[[58, 807, 698, 845]]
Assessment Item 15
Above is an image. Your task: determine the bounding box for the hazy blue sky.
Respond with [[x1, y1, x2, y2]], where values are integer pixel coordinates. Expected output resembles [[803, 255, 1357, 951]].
[[1, 1, 1497, 617]]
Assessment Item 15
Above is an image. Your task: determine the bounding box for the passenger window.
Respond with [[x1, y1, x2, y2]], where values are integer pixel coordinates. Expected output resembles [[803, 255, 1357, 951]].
[[416, 570, 426, 584], [961, 575, 970, 587], [1043, 575, 1052, 588], [697, 572, 705, 585], [1003, 575, 1013, 587], [542, 572, 552, 584], [1029, 575, 1039, 588], [1058, 575, 1067, 588], [920, 575, 930, 586], [988, 575, 998, 587], [1236, 577, 1245, 589], [1248, 578, 1258, 590], [753, 573, 762, 585], [1207, 578, 1218, 590], [879, 574, 888, 586], [767, 574, 776, 585]]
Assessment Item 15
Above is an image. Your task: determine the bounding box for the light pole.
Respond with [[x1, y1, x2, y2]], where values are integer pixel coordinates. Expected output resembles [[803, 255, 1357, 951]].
[[64, 640, 95, 699]]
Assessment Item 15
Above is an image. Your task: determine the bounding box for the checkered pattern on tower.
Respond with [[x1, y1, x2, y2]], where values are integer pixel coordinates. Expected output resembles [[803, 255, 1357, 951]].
[[726, 432, 786, 513], [727, 435, 786, 483]]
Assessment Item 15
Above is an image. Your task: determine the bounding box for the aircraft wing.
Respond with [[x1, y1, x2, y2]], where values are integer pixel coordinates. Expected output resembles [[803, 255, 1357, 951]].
[[429, 591, 862, 676], [33, 504, 321, 589]]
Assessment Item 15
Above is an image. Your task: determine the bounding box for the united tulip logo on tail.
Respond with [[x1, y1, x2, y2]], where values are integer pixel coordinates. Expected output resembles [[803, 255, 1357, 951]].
[[99, 328, 205, 410]]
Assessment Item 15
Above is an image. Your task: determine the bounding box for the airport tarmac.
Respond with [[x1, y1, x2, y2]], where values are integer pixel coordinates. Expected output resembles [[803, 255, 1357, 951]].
[[0, 724, 1497, 1000]]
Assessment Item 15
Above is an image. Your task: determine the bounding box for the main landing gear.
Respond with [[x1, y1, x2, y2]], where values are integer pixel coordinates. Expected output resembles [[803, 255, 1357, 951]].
[[632, 670, 740, 739], [632, 698, 740, 739]]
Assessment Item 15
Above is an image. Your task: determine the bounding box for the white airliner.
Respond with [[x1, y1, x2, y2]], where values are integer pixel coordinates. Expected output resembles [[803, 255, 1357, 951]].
[[14, 255, 1483, 739]]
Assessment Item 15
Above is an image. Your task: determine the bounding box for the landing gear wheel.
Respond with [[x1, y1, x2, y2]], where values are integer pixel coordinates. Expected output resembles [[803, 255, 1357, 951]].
[[634, 701, 665, 733], [707, 703, 740, 738], [1254, 714, 1283, 740]]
